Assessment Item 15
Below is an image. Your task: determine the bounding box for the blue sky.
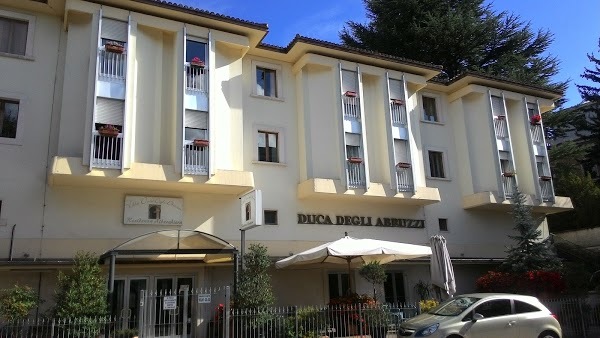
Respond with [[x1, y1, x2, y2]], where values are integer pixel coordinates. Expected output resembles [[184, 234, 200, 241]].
[[177, 0, 600, 107]]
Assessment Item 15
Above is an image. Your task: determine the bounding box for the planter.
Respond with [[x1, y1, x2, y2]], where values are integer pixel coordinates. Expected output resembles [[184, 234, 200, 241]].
[[540, 175, 552, 181], [496, 115, 506, 120], [391, 99, 405, 105], [502, 172, 515, 177], [344, 91, 357, 97], [193, 139, 209, 147], [98, 128, 119, 137], [396, 162, 411, 169], [105, 44, 124, 54], [190, 57, 205, 68], [530, 121, 541, 126], [348, 157, 363, 164]]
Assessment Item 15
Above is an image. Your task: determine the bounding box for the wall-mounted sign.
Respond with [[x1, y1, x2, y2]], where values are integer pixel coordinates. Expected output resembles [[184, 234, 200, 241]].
[[124, 196, 183, 225], [297, 213, 424, 228]]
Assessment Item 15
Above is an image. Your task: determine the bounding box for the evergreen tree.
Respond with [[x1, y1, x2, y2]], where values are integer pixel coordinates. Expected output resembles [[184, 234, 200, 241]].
[[235, 244, 274, 309], [502, 189, 562, 273], [576, 38, 600, 179], [53, 252, 108, 318], [340, 0, 566, 94], [548, 172, 600, 232]]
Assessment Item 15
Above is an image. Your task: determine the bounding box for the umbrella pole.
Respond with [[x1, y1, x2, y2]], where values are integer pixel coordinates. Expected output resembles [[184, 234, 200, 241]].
[[347, 258, 352, 295]]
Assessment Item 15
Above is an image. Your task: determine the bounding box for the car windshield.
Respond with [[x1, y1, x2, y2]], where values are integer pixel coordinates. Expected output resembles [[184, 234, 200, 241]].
[[429, 297, 481, 316]]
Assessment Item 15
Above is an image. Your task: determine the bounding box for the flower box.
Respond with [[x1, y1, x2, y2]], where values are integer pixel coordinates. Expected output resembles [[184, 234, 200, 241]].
[[105, 42, 124, 54], [502, 172, 515, 177], [98, 125, 120, 137], [396, 162, 411, 169], [348, 157, 363, 164], [391, 99, 405, 105], [190, 56, 205, 68], [496, 115, 506, 121], [193, 139, 209, 147], [539, 175, 552, 181], [530, 114, 542, 125], [344, 91, 357, 97]]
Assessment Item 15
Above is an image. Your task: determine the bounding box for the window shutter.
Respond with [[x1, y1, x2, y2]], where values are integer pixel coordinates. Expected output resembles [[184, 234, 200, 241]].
[[101, 18, 127, 42], [96, 97, 124, 125], [341, 70, 358, 94], [491, 96, 505, 116], [389, 79, 404, 100], [345, 133, 361, 146], [394, 139, 409, 163], [185, 110, 208, 129]]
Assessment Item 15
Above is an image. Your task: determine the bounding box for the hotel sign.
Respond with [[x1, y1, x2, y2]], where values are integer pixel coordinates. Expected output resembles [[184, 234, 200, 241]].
[[297, 213, 424, 228], [124, 196, 183, 225]]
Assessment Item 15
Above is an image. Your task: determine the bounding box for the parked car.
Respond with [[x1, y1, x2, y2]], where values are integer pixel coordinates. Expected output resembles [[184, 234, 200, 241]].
[[398, 293, 561, 338]]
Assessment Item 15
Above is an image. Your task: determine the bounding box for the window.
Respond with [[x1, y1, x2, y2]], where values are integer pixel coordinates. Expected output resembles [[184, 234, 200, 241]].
[[422, 96, 439, 122], [474, 299, 512, 318], [264, 210, 278, 225], [0, 98, 19, 139], [0, 16, 28, 56], [257, 67, 277, 97], [186, 39, 207, 64], [438, 218, 448, 231], [428, 151, 446, 178], [384, 272, 406, 304], [515, 300, 541, 314], [328, 273, 349, 300], [258, 131, 278, 162]]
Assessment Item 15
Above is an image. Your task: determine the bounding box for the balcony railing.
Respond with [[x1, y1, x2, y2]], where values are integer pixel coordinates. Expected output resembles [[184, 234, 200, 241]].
[[396, 166, 413, 192], [183, 141, 208, 175], [494, 117, 508, 139], [91, 131, 122, 169], [502, 174, 516, 199], [346, 161, 365, 188], [343, 96, 361, 120], [390, 102, 407, 126], [185, 65, 208, 93], [530, 124, 544, 145], [540, 178, 554, 202], [98, 50, 126, 80]]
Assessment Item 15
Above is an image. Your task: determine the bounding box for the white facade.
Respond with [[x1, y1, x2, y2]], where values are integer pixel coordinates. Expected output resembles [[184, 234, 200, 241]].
[[0, 0, 572, 313]]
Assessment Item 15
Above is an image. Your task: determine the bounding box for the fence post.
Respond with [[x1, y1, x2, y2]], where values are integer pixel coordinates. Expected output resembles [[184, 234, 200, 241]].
[[358, 303, 363, 337], [225, 286, 231, 338], [183, 288, 189, 338], [138, 290, 145, 338], [51, 318, 55, 337], [295, 306, 298, 338], [578, 297, 588, 338]]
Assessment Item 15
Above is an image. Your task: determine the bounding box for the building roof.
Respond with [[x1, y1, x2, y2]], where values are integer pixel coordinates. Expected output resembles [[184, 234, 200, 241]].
[[446, 71, 563, 96]]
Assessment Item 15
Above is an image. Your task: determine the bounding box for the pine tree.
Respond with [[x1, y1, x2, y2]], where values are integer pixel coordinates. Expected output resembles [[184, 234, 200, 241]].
[[235, 244, 274, 309], [340, 0, 566, 94], [576, 38, 600, 179], [502, 189, 562, 273]]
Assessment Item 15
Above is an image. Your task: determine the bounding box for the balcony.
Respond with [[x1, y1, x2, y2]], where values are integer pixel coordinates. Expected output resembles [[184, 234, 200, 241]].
[[347, 160, 365, 188], [539, 177, 554, 202], [185, 65, 208, 93], [98, 50, 126, 80], [463, 190, 572, 214], [396, 165, 414, 192], [343, 96, 361, 121], [502, 174, 516, 199], [494, 116, 508, 139], [91, 131, 122, 169], [183, 141, 208, 175], [390, 101, 407, 127], [530, 123, 544, 145]]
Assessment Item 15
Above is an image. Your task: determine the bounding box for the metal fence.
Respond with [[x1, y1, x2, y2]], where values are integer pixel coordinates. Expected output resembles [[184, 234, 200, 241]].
[[0, 317, 122, 338], [541, 296, 600, 338]]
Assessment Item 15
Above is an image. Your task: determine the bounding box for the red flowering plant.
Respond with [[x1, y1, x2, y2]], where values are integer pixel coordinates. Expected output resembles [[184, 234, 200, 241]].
[[476, 270, 565, 297], [530, 114, 542, 124]]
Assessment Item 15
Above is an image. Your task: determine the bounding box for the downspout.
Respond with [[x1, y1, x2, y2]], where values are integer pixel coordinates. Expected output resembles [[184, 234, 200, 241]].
[[9, 224, 16, 261]]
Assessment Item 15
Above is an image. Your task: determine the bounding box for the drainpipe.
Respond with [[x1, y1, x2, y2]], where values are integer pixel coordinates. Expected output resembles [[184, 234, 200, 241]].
[[9, 224, 16, 261]]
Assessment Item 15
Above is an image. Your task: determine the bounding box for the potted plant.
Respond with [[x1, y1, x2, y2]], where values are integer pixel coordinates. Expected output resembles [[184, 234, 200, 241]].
[[530, 114, 542, 125], [391, 98, 405, 105], [396, 162, 411, 169], [105, 41, 124, 54], [540, 175, 552, 181], [502, 171, 515, 177], [193, 139, 209, 147], [190, 56, 205, 68], [344, 91, 357, 97], [98, 124, 120, 137], [348, 157, 363, 164]]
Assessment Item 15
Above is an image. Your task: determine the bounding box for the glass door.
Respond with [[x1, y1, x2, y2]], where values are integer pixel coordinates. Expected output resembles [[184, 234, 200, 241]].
[[154, 276, 194, 338]]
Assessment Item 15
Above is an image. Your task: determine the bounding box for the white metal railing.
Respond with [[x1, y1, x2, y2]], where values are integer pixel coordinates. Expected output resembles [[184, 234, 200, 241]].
[[183, 140, 208, 175], [530, 124, 544, 144], [391, 103, 407, 126], [98, 50, 126, 80], [343, 96, 361, 120], [185, 64, 209, 92], [347, 161, 365, 188], [494, 117, 508, 139], [91, 132, 123, 169], [540, 178, 554, 202], [502, 175, 516, 199], [396, 166, 413, 192]]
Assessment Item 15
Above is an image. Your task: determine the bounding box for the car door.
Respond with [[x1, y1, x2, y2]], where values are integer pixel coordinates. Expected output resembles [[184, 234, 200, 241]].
[[462, 299, 521, 338]]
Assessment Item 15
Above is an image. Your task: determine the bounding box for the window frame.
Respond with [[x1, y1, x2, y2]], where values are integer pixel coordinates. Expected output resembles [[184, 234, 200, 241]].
[[425, 148, 449, 180], [0, 91, 25, 145], [253, 124, 286, 165], [0, 9, 36, 59], [257, 130, 279, 163], [251, 60, 283, 101], [420, 92, 443, 124], [263, 210, 278, 225]]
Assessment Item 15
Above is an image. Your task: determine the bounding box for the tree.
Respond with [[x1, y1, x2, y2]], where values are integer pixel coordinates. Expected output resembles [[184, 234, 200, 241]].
[[502, 189, 562, 273], [235, 244, 275, 309], [340, 0, 566, 94], [548, 172, 600, 232], [359, 261, 386, 301], [0, 284, 39, 322], [53, 251, 108, 318], [576, 38, 600, 178]]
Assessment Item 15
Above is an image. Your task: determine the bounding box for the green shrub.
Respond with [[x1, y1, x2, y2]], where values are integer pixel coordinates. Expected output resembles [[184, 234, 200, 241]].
[[0, 284, 39, 322]]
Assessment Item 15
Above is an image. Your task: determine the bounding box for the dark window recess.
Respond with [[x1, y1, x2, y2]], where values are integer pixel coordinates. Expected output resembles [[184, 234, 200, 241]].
[[515, 300, 541, 313], [384, 272, 406, 304], [186, 40, 207, 63], [428, 151, 445, 178], [0, 99, 19, 138], [439, 219, 448, 231], [328, 273, 349, 300], [264, 210, 278, 225], [258, 131, 279, 162]]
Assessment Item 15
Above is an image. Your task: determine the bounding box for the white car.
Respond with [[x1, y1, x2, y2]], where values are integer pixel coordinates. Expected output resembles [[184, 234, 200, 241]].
[[398, 293, 561, 338]]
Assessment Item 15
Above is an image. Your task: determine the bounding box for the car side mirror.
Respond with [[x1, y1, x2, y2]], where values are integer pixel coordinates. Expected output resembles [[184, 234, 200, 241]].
[[472, 313, 484, 322]]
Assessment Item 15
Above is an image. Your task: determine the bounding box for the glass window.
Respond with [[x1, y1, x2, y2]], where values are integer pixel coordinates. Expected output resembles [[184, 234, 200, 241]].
[[422, 96, 438, 122], [0, 17, 28, 55], [0, 99, 19, 138], [256, 67, 277, 97], [428, 151, 445, 178], [439, 219, 448, 231], [328, 273, 349, 300], [258, 131, 278, 162], [430, 296, 481, 316], [515, 300, 541, 314], [384, 272, 406, 304], [186, 40, 206, 64], [474, 299, 512, 318], [264, 210, 278, 225]]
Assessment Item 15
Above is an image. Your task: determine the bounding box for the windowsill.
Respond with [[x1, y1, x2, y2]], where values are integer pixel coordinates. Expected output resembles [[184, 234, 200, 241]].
[[252, 160, 287, 167], [0, 52, 34, 61], [0, 137, 23, 146], [421, 119, 445, 125], [250, 93, 285, 102], [426, 176, 451, 181]]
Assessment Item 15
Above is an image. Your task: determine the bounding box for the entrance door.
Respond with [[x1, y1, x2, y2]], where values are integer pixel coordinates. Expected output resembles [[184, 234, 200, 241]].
[[111, 278, 148, 332], [154, 277, 194, 338]]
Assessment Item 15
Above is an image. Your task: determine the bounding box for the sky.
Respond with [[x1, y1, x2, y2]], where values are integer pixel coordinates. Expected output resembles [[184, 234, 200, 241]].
[[176, 0, 600, 107]]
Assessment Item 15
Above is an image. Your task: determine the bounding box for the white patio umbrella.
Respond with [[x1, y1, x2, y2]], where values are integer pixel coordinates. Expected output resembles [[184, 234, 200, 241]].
[[430, 235, 456, 299], [276, 232, 432, 292]]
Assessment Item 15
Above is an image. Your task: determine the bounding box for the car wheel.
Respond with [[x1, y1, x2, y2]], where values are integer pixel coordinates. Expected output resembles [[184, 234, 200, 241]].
[[446, 335, 463, 338], [538, 331, 559, 338]]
